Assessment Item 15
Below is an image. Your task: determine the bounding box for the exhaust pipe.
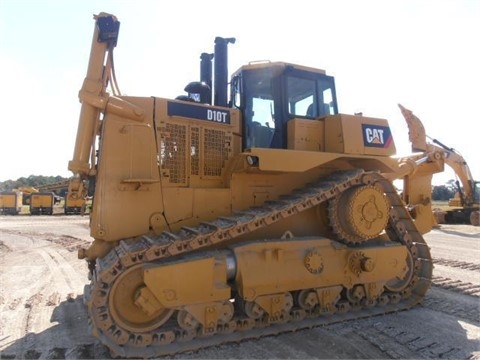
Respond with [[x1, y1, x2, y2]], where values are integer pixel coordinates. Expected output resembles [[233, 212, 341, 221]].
[[200, 52, 213, 104], [214, 37, 235, 107]]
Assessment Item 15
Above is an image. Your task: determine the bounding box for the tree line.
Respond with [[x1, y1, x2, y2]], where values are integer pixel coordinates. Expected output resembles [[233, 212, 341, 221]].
[[431, 182, 457, 201], [0, 175, 70, 192]]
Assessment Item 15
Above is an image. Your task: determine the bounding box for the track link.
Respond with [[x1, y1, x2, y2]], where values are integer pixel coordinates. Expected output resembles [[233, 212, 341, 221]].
[[84, 169, 433, 358]]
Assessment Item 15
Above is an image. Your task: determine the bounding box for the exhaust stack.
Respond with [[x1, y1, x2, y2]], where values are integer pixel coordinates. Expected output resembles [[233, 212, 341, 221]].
[[200, 53, 213, 104], [214, 37, 236, 107]]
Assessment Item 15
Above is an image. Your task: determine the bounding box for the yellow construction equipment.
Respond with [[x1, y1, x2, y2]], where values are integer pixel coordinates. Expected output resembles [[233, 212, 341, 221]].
[[398, 105, 479, 226], [12, 186, 38, 206], [36, 178, 87, 215], [44, 179, 88, 215], [16, 179, 86, 215], [30, 192, 54, 215], [0, 191, 22, 215], [435, 145, 479, 226], [69, 13, 446, 358]]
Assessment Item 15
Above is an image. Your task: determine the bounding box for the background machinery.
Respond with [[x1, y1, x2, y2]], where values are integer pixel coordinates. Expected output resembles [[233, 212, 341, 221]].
[[12, 186, 39, 206], [30, 192, 55, 215], [398, 106, 479, 226], [433, 141, 479, 226], [38, 178, 88, 215], [4, 179, 86, 215], [34, 179, 85, 214], [0, 191, 22, 215], [69, 13, 446, 358]]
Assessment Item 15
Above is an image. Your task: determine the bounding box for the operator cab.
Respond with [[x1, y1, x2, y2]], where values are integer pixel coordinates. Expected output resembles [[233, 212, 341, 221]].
[[474, 181, 480, 202], [231, 62, 338, 150]]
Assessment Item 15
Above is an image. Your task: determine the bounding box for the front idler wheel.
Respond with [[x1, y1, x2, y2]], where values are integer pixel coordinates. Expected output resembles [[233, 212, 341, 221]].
[[109, 264, 174, 333]]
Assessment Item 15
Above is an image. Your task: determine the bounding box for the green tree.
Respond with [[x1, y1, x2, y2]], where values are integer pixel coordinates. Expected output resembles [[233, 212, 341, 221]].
[[0, 175, 70, 192], [432, 185, 454, 201]]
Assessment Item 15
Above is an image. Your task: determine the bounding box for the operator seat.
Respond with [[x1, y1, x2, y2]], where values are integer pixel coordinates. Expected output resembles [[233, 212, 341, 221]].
[[306, 104, 315, 117], [251, 121, 274, 148]]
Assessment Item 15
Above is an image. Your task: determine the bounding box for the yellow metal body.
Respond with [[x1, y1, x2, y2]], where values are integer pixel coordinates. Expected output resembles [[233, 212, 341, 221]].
[[140, 238, 408, 327], [80, 97, 441, 250], [68, 14, 443, 252], [232, 239, 407, 300]]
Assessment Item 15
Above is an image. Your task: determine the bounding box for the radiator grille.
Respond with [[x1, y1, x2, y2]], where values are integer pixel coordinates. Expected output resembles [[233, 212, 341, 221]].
[[204, 129, 228, 177], [191, 127, 200, 176], [162, 123, 187, 184], [160, 123, 231, 184]]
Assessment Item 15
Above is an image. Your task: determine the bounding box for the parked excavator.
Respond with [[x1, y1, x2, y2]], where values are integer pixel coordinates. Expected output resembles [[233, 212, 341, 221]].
[[398, 106, 479, 226], [431, 142, 479, 226], [69, 13, 446, 358]]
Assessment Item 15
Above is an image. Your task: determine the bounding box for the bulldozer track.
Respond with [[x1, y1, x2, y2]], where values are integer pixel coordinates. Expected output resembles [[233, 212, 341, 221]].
[[85, 169, 433, 358]]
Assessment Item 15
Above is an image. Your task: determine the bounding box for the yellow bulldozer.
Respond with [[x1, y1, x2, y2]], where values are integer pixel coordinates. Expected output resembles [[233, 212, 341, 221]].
[[69, 13, 446, 358]]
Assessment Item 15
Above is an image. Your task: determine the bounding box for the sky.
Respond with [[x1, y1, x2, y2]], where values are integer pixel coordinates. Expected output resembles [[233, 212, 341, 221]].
[[0, 0, 479, 185]]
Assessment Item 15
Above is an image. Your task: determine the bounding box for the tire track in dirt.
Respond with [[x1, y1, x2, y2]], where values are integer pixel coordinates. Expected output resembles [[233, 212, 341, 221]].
[[329, 285, 478, 360], [0, 229, 91, 253], [432, 276, 480, 297], [433, 258, 480, 271], [35, 247, 85, 293], [422, 288, 480, 324], [353, 318, 467, 359], [432, 258, 480, 297], [0, 236, 47, 346], [0, 245, 96, 359]]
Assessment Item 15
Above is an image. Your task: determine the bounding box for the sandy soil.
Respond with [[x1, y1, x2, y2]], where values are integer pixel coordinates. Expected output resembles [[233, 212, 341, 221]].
[[0, 216, 478, 359]]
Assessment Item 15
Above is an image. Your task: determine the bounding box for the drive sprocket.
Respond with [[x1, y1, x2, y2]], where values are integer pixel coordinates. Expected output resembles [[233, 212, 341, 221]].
[[328, 184, 390, 244]]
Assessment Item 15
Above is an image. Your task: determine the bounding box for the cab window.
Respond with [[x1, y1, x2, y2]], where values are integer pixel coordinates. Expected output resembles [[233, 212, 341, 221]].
[[238, 69, 276, 148], [286, 75, 337, 118]]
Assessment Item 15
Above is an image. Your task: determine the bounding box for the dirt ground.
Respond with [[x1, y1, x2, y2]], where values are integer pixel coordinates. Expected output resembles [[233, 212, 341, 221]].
[[0, 215, 478, 359]]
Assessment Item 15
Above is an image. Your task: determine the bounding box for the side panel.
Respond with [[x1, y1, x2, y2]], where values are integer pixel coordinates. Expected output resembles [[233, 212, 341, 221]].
[[30, 193, 53, 215], [90, 97, 163, 240], [325, 114, 396, 156], [31, 193, 54, 208], [287, 118, 325, 151], [233, 239, 408, 300], [90, 97, 241, 241], [0, 192, 21, 214], [0, 193, 16, 208]]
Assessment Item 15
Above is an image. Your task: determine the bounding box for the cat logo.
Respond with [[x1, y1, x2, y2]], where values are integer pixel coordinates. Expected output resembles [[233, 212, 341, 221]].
[[362, 124, 392, 148]]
